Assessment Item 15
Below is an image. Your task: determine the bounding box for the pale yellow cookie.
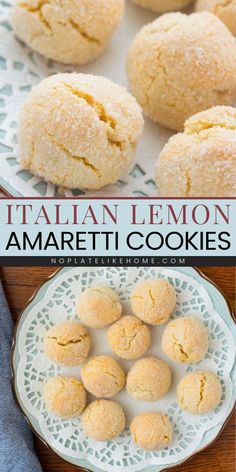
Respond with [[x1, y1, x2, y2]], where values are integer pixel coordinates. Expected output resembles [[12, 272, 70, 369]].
[[77, 285, 122, 328], [195, 0, 236, 37], [43, 321, 91, 366], [126, 357, 171, 401], [82, 400, 126, 440], [18, 73, 144, 191], [130, 278, 176, 325], [162, 317, 209, 363], [11, 0, 124, 64], [132, 0, 192, 13], [126, 12, 236, 131], [130, 412, 173, 450], [156, 106, 236, 197], [177, 370, 222, 414], [43, 376, 86, 418], [107, 315, 151, 360], [81, 356, 126, 398]]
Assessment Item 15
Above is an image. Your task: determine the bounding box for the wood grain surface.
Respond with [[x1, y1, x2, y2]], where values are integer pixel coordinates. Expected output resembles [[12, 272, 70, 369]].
[[0, 266, 235, 472]]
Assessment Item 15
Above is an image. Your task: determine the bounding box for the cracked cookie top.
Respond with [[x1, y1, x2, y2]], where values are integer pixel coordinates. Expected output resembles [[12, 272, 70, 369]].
[[81, 355, 126, 398], [130, 412, 173, 451], [177, 370, 222, 414], [195, 0, 236, 37], [126, 11, 236, 131], [156, 106, 236, 197], [162, 316, 209, 364], [82, 399, 126, 441], [130, 278, 177, 326], [43, 375, 87, 418], [76, 284, 122, 328], [18, 73, 144, 191], [10, 0, 125, 64], [126, 356, 172, 401], [43, 320, 91, 366], [108, 315, 151, 360]]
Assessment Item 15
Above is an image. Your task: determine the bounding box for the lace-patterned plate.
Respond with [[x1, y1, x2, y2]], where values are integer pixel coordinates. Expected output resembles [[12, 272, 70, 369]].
[[12, 267, 236, 472], [0, 0, 174, 197]]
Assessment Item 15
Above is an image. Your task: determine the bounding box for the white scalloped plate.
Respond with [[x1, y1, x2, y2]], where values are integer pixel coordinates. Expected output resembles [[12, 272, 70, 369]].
[[12, 267, 236, 472]]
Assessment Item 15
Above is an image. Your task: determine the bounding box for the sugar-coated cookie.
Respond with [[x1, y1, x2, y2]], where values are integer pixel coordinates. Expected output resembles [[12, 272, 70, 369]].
[[43, 376, 86, 418], [130, 412, 172, 450], [18, 73, 144, 191], [108, 315, 151, 360], [82, 400, 126, 440], [43, 321, 91, 366], [126, 12, 236, 131], [177, 370, 222, 414], [81, 356, 126, 398], [77, 285, 122, 328], [11, 0, 124, 64], [126, 356, 171, 401], [156, 106, 236, 197], [130, 278, 176, 325], [162, 317, 209, 363]]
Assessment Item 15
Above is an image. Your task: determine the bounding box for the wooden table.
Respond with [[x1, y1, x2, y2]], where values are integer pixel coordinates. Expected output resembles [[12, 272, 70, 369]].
[[1, 266, 235, 472]]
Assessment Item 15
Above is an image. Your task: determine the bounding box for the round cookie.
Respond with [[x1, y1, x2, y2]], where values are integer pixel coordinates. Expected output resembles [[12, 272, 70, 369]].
[[11, 0, 124, 65], [43, 321, 91, 366], [131, 0, 192, 13], [82, 400, 126, 441], [18, 73, 144, 191], [126, 12, 236, 131], [195, 0, 236, 37], [43, 376, 86, 418], [107, 315, 151, 360], [156, 106, 236, 197], [177, 370, 222, 414], [81, 356, 126, 398], [130, 278, 176, 325], [162, 317, 209, 363], [130, 412, 172, 450], [77, 285, 122, 328], [126, 357, 171, 401]]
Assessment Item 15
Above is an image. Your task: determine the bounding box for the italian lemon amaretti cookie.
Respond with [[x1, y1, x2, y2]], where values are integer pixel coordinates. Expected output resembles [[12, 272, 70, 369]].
[[81, 356, 126, 398], [18, 73, 144, 191], [177, 371, 222, 414], [108, 315, 151, 360], [82, 400, 126, 441], [43, 321, 91, 366], [11, 0, 125, 64], [126, 12, 236, 131], [130, 278, 176, 325], [162, 317, 209, 363], [130, 412, 173, 450], [76, 285, 122, 328], [195, 0, 236, 37], [43, 376, 86, 418], [126, 357, 171, 401], [156, 106, 236, 197]]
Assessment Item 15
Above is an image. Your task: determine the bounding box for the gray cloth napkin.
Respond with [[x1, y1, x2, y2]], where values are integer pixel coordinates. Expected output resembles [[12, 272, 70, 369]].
[[0, 282, 43, 472]]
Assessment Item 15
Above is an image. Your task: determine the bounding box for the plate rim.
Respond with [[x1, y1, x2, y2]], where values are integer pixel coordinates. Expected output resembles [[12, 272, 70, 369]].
[[11, 266, 236, 472]]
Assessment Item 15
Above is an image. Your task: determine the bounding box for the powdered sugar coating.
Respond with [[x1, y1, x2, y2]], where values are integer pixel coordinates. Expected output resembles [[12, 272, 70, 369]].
[[11, 0, 124, 64], [126, 12, 236, 131], [156, 106, 236, 197], [177, 370, 222, 415], [18, 73, 144, 190], [195, 0, 236, 37]]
